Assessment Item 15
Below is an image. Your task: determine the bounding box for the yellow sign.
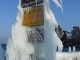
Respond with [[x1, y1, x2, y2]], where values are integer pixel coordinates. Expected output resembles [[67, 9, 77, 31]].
[[22, 5, 44, 26]]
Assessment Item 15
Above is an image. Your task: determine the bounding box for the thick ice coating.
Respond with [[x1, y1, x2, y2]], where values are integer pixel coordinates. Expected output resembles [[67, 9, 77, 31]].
[[6, 0, 63, 60]]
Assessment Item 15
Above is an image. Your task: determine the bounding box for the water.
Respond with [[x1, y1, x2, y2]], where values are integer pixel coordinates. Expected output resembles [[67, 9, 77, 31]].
[[0, 43, 4, 60], [5, 0, 63, 60]]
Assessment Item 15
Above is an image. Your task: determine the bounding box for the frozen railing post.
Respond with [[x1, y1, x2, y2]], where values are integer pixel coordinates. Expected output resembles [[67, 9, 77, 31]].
[[73, 46, 76, 52], [69, 46, 71, 52]]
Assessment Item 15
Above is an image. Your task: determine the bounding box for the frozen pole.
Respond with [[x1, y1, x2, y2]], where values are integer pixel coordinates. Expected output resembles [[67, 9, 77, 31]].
[[73, 46, 75, 52], [69, 46, 71, 52]]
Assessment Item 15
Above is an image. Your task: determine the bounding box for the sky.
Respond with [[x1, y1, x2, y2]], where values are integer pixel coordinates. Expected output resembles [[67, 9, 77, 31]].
[[0, 0, 80, 44]]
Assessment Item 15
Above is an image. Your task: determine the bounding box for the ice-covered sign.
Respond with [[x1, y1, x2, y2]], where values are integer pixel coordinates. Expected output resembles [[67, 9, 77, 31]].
[[6, 0, 63, 60], [21, 0, 43, 8], [22, 5, 44, 26]]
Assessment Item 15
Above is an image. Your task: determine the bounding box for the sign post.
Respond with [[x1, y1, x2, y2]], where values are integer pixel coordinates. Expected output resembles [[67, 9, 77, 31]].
[[21, 0, 44, 42]]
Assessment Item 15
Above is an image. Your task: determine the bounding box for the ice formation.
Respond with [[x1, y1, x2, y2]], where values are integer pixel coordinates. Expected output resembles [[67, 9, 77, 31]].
[[6, 0, 63, 60], [53, 0, 63, 12], [0, 43, 4, 60]]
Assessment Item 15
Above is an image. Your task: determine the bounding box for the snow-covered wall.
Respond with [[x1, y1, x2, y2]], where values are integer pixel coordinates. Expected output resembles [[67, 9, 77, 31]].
[[56, 52, 80, 60]]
